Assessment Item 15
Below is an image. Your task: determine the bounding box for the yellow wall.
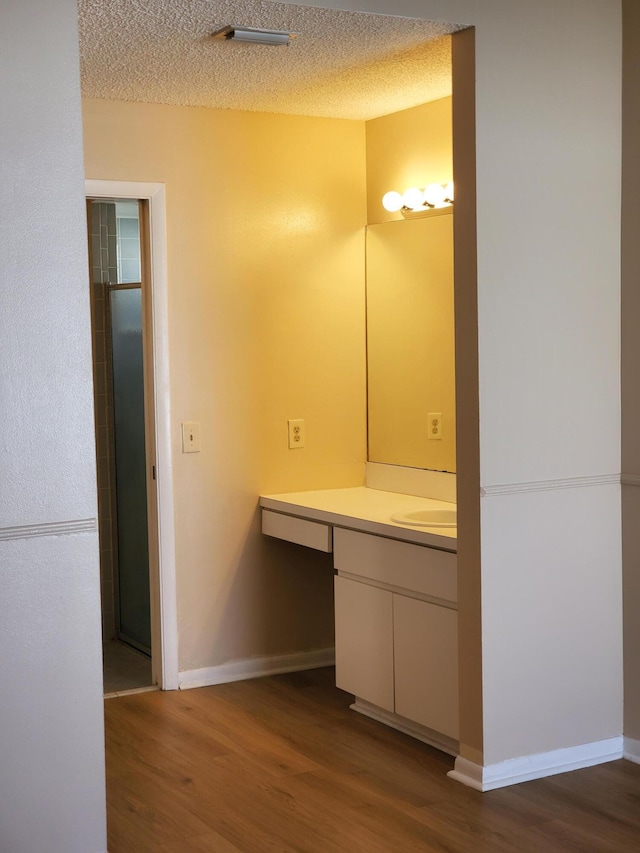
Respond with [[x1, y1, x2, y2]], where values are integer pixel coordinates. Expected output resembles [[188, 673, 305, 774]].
[[366, 214, 456, 471], [82, 99, 367, 671], [364, 98, 455, 471], [82, 95, 454, 672], [366, 97, 453, 225]]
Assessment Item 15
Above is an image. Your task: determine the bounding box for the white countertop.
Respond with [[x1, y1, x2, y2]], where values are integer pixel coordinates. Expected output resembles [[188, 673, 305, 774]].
[[260, 486, 457, 552]]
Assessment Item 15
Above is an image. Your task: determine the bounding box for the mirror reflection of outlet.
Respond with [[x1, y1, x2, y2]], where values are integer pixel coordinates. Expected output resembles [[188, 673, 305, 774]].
[[288, 419, 305, 449], [181, 421, 201, 453], [428, 413, 442, 440]]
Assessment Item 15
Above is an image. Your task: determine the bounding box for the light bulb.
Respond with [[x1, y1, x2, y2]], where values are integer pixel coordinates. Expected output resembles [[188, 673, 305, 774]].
[[382, 191, 403, 213], [444, 181, 454, 202], [423, 183, 447, 207], [402, 187, 425, 210]]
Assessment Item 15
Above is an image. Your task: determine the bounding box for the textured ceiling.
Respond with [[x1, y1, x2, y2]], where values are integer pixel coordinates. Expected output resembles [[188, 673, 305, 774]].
[[77, 1, 462, 120]]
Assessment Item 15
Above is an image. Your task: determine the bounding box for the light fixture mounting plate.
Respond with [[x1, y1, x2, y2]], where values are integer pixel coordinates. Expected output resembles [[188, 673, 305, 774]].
[[401, 204, 454, 220], [212, 25, 297, 46]]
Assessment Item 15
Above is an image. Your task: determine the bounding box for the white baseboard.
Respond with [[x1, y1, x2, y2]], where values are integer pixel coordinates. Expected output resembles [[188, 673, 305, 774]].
[[448, 736, 624, 791], [624, 737, 640, 765], [352, 698, 458, 757], [178, 647, 335, 690]]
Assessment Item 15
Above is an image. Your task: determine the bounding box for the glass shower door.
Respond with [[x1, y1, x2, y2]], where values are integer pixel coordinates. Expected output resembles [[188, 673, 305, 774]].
[[109, 285, 151, 653]]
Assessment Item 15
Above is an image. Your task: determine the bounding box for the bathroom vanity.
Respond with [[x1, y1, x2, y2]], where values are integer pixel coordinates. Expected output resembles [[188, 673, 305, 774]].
[[260, 486, 458, 756], [259, 186, 458, 755]]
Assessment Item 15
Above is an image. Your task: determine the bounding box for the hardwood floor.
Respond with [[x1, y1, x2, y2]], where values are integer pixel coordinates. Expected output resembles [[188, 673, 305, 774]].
[[106, 667, 640, 852]]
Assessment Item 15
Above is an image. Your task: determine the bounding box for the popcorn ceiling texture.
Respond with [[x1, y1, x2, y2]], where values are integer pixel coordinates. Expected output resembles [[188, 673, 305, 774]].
[[78, 0, 461, 120]]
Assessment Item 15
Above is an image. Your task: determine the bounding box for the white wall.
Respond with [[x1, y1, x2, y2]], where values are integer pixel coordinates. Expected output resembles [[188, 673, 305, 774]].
[[280, 0, 623, 768], [0, 1, 107, 850]]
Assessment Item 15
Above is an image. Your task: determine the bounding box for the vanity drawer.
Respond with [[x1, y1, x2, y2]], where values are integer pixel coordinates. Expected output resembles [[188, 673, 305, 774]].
[[333, 528, 456, 603], [262, 509, 332, 553]]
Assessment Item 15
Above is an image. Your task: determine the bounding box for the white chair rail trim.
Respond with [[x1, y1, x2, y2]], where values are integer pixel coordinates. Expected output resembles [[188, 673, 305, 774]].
[[481, 473, 620, 497], [0, 518, 97, 542]]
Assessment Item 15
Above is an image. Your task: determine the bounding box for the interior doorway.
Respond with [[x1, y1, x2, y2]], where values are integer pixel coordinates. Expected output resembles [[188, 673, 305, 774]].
[[85, 179, 179, 693], [87, 197, 155, 694]]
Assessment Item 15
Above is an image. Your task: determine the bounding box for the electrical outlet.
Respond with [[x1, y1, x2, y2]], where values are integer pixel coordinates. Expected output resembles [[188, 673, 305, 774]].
[[428, 413, 442, 440], [288, 419, 305, 449], [181, 421, 201, 453]]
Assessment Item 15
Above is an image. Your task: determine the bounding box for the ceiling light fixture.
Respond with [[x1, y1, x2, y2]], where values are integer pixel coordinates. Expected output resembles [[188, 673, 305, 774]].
[[382, 182, 454, 218], [212, 25, 296, 46]]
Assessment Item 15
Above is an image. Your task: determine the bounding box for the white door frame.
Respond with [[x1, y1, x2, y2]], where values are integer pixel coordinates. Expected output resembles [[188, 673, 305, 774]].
[[86, 179, 179, 690]]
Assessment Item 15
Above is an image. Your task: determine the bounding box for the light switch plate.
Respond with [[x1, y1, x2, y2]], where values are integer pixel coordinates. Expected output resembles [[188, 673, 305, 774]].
[[181, 421, 201, 453]]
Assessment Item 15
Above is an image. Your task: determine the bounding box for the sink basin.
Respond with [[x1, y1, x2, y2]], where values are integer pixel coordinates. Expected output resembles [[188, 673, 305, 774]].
[[390, 508, 457, 528]]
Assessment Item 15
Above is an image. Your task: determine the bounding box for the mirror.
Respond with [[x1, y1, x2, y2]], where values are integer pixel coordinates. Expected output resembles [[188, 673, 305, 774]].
[[366, 210, 455, 472]]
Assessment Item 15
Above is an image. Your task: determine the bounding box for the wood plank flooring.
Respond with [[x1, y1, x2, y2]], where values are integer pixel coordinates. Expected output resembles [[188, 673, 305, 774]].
[[105, 667, 640, 852]]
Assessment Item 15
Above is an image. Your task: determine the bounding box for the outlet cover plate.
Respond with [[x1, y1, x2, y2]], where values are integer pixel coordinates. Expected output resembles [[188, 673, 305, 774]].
[[288, 419, 305, 449], [428, 413, 442, 440]]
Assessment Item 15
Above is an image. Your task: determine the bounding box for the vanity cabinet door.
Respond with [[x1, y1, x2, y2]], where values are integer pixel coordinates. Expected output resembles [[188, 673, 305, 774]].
[[334, 576, 394, 712], [393, 595, 459, 739]]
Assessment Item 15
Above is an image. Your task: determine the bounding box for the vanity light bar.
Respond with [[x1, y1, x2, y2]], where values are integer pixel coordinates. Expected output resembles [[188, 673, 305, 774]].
[[382, 182, 454, 217], [212, 25, 297, 46]]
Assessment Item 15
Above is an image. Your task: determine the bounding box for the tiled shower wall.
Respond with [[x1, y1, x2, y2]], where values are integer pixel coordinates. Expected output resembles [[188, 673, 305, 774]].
[[89, 202, 118, 642]]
